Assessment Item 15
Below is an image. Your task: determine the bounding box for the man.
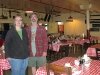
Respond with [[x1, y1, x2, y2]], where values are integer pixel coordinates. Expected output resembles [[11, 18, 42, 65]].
[[26, 13, 48, 75], [4, 14, 29, 75]]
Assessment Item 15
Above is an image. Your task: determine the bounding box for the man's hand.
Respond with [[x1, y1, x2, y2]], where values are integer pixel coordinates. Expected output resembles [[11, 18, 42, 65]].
[[42, 52, 47, 56]]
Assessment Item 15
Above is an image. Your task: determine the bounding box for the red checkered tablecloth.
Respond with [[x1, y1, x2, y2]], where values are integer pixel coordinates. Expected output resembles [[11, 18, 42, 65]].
[[80, 60, 100, 75], [86, 44, 100, 57], [36, 57, 76, 75], [36, 57, 100, 75], [51, 39, 90, 52], [0, 59, 11, 75], [86, 48, 96, 57], [36, 66, 66, 75]]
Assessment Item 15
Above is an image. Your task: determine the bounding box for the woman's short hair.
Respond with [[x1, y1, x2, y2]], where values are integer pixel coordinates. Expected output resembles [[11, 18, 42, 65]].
[[14, 14, 22, 19]]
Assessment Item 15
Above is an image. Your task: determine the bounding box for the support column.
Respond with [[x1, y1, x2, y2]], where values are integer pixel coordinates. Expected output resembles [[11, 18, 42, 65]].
[[86, 10, 90, 39]]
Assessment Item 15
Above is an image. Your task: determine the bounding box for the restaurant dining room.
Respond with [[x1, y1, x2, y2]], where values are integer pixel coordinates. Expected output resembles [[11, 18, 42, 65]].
[[0, 0, 100, 75]]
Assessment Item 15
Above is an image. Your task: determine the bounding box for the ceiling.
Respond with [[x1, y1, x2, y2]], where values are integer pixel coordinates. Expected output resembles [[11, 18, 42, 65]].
[[0, 0, 100, 15]]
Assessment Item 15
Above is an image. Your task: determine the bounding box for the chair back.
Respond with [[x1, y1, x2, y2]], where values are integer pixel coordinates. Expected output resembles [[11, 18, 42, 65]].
[[0, 48, 5, 59], [96, 48, 100, 60], [46, 63, 72, 75]]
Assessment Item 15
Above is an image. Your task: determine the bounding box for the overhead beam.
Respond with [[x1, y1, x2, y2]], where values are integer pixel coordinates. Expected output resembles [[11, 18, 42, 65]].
[[29, 0, 85, 15]]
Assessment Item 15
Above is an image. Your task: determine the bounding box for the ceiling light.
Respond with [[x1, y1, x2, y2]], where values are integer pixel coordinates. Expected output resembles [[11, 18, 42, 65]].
[[57, 21, 64, 25], [80, 4, 92, 10], [66, 16, 73, 22], [68, 16, 73, 19], [25, 0, 33, 14], [25, 10, 33, 13]]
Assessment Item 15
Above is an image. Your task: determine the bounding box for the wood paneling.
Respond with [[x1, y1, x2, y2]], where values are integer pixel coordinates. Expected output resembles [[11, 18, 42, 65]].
[[0, 0, 100, 14]]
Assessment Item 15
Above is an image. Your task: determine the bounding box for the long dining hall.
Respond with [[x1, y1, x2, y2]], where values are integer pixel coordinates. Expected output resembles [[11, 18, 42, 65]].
[[0, 0, 100, 75]]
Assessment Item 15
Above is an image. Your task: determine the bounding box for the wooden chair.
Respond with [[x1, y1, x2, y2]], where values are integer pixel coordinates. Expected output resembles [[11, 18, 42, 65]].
[[0, 48, 5, 59], [96, 48, 100, 60], [46, 63, 72, 75]]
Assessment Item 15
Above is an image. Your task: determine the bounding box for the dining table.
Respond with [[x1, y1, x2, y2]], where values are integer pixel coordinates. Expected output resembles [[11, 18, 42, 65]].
[[36, 57, 100, 75], [0, 59, 11, 75], [51, 39, 90, 52], [86, 44, 100, 57], [0, 49, 11, 75], [36, 57, 75, 75]]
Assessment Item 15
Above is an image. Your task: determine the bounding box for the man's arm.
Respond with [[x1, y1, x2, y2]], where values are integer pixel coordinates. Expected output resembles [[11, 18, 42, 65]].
[[42, 27, 48, 56]]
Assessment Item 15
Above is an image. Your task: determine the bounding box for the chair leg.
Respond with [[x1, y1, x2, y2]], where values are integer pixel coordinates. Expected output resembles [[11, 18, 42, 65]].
[[46, 64, 50, 75]]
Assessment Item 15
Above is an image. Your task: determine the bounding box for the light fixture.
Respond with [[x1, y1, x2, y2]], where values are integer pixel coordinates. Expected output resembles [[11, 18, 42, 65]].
[[67, 16, 73, 22], [80, 4, 92, 10], [68, 16, 73, 19], [66, 8, 73, 22], [25, 0, 33, 13], [25, 10, 33, 13], [57, 21, 64, 25]]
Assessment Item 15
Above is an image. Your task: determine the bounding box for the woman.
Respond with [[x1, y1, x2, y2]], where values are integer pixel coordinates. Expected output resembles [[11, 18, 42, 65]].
[[4, 14, 29, 75]]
